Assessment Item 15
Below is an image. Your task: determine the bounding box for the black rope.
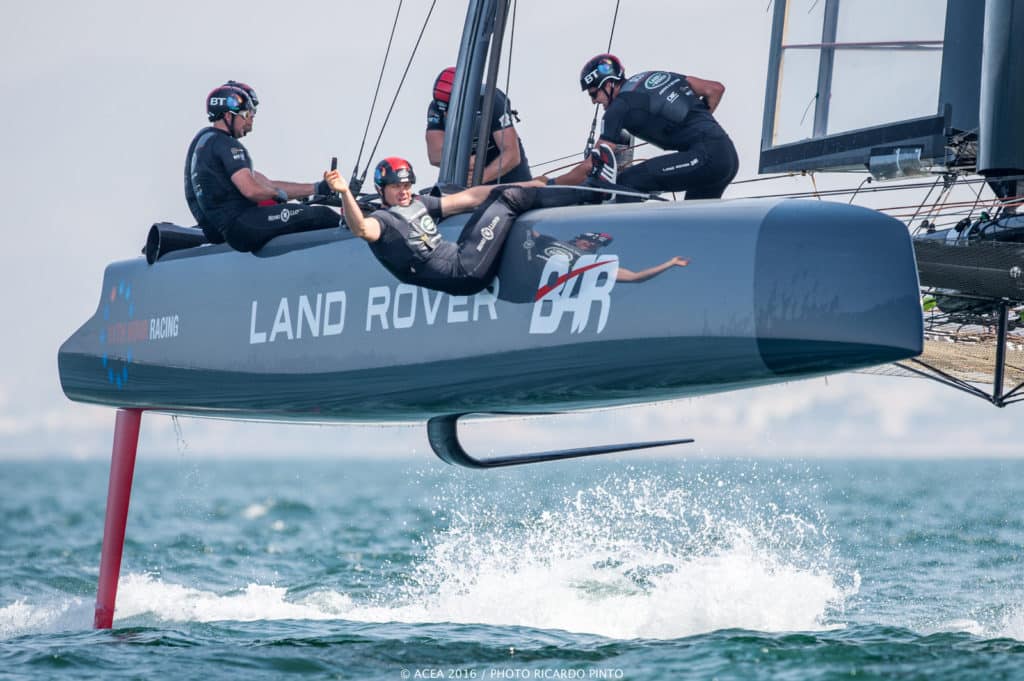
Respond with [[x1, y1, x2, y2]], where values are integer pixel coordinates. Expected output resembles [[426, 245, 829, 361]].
[[847, 175, 873, 204], [359, 0, 438, 187], [351, 0, 404, 192], [582, 0, 622, 159], [606, 0, 620, 51], [906, 174, 942, 229]]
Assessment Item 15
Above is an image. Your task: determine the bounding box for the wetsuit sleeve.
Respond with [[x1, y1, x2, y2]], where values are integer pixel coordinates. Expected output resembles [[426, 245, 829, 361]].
[[599, 98, 630, 146], [370, 210, 402, 246], [491, 90, 515, 131], [420, 195, 444, 221], [211, 134, 252, 176], [426, 100, 446, 131]]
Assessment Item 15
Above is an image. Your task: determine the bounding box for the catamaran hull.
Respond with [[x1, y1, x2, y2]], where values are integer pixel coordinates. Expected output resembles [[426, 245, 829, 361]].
[[58, 198, 923, 421]]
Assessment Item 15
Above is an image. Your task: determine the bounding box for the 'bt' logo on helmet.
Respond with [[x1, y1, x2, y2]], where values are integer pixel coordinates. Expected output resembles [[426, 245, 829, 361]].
[[644, 72, 671, 90], [209, 95, 243, 109], [583, 64, 615, 85]]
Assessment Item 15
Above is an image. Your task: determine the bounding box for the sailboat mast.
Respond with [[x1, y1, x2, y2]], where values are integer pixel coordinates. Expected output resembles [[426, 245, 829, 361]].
[[439, 0, 500, 186], [471, 0, 510, 186]]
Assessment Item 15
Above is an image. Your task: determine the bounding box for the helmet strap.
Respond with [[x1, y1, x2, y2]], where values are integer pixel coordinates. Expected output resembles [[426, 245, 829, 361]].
[[227, 112, 240, 139]]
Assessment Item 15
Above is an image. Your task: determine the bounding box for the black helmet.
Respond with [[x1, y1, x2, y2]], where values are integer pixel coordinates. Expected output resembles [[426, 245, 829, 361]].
[[579, 53, 625, 91], [374, 157, 416, 193], [574, 232, 614, 248], [224, 80, 259, 110], [206, 84, 254, 122], [432, 67, 456, 112]]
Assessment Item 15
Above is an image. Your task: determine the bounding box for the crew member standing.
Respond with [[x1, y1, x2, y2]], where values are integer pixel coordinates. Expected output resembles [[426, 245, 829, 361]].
[[186, 82, 340, 252], [555, 54, 739, 200], [425, 67, 532, 184]]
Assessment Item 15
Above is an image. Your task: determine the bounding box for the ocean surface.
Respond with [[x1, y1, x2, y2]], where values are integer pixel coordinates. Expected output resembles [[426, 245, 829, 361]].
[[2, 455, 1024, 680]]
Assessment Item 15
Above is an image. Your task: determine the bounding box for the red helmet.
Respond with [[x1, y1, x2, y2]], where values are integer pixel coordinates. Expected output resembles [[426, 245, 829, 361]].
[[433, 66, 456, 111], [374, 157, 416, 193], [579, 54, 625, 91]]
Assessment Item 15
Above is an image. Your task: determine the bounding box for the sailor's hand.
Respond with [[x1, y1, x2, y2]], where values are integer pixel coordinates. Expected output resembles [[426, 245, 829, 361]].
[[671, 256, 690, 267], [313, 179, 334, 196], [324, 169, 349, 195]]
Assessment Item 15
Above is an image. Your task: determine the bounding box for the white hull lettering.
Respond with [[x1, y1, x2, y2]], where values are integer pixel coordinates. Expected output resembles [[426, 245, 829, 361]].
[[148, 315, 179, 340], [365, 282, 501, 332], [530, 255, 617, 334], [250, 290, 348, 344]]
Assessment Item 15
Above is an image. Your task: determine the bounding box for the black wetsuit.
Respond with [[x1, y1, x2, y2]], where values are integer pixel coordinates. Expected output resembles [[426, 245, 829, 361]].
[[600, 70, 738, 199], [184, 127, 221, 242], [427, 89, 532, 183], [368, 186, 578, 296], [187, 127, 339, 252]]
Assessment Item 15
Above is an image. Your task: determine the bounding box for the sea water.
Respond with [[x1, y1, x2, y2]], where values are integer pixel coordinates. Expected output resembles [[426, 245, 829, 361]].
[[2, 457, 1023, 680]]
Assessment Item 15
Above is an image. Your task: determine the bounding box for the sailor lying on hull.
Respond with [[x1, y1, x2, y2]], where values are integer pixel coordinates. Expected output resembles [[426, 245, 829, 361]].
[[324, 158, 601, 296]]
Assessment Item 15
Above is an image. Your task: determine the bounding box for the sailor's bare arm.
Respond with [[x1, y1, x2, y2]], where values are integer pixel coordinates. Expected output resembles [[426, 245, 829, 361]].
[[324, 170, 382, 243]]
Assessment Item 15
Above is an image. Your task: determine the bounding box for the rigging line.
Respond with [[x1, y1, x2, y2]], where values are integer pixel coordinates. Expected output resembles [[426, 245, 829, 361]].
[[362, 0, 438, 181], [731, 172, 800, 184], [606, 0, 621, 52], [352, 0, 404, 184], [967, 173, 986, 219], [808, 172, 821, 200], [531, 141, 649, 170], [581, 0, 622, 160], [744, 177, 992, 201], [906, 175, 942, 231], [930, 177, 958, 225], [847, 176, 872, 204]]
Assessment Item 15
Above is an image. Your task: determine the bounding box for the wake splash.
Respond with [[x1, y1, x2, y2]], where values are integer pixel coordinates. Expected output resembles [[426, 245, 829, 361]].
[[371, 472, 855, 639], [0, 471, 859, 639]]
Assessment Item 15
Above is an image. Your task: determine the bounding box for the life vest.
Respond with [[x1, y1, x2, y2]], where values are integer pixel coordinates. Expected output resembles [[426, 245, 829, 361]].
[[619, 70, 703, 126], [387, 200, 442, 260]]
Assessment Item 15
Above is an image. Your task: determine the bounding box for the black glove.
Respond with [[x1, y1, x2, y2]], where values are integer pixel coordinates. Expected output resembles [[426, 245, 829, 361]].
[[313, 179, 334, 196]]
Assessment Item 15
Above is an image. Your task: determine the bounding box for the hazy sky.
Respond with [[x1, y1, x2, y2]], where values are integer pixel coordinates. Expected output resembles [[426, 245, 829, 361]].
[[0, 0, 1014, 459]]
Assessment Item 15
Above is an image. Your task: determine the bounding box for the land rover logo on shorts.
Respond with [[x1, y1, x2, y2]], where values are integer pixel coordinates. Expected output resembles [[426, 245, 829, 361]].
[[645, 72, 670, 89], [481, 226, 495, 240]]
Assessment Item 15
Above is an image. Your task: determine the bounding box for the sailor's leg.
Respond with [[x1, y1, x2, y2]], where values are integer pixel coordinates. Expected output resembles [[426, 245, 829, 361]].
[[617, 136, 738, 200], [453, 191, 520, 288], [225, 205, 341, 252]]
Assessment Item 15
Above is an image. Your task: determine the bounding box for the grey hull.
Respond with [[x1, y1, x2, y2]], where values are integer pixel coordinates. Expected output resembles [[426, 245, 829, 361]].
[[58, 198, 923, 421]]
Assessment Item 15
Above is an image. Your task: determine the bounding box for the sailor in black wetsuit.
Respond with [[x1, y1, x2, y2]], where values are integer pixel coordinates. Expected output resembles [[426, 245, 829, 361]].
[[185, 82, 340, 252], [323, 157, 585, 296], [425, 67, 532, 184], [554, 54, 739, 200]]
